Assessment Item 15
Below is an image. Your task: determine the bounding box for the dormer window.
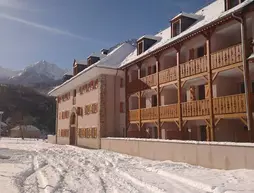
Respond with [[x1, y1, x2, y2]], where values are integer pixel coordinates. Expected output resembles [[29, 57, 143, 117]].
[[138, 41, 143, 55], [172, 20, 181, 37], [87, 56, 100, 66], [225, 0, 244, 10], [137, 35, 160, 55], [171, 13, 200, 38]]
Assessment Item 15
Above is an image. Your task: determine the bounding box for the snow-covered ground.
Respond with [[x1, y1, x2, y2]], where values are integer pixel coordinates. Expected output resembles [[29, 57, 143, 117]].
[[0, 138, 254, 193]]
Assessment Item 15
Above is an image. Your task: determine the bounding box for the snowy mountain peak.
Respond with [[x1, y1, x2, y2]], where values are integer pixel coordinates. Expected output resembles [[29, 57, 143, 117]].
[[20, 60, 67, 80]]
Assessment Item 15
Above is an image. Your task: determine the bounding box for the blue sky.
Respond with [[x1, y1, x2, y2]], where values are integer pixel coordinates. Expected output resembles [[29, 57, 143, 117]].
[[0, 0, 210, 70]]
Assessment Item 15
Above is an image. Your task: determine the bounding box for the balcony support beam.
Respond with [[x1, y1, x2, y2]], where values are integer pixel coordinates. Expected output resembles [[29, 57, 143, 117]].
[[156, 54, 161, 139], [175, 44, 184, 138], [233, 13, 254, 142], [205, 29, 215, 141]]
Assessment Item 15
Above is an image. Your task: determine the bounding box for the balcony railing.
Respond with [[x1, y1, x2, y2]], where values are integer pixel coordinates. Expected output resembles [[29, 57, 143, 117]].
[[129, 110, 139, 122], [141, 107, 158, 121], [129, 94, 248, 122], [182, 99, 210, 117], [211, 43, 242, 70], [160, 104, 178, 119], [140, 73, 157, 89], [213, 93, 246, 115], [159, 66, 177, 84], [180, 56, 207, 78]]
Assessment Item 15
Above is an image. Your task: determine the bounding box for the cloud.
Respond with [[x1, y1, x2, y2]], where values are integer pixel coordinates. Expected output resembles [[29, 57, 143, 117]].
[[0, 13, 109, 45]]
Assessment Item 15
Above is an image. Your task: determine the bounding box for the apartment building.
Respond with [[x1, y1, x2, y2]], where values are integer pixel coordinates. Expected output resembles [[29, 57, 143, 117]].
[[120, 0, 254, 142], [48, 43, 135, 148]]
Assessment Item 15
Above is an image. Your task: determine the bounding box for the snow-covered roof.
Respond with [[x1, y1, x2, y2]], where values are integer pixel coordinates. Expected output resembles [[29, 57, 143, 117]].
[[75, 60, 87, 65], [137, 35, 162, 42], [11, 125, 40, 132], [120, 0, 254, 68], [171, 12, 202, 21], [48, 43, 135, 96]]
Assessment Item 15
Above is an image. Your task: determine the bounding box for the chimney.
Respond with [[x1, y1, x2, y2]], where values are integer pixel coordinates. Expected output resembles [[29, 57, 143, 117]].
[[73, 59, 89, 76]]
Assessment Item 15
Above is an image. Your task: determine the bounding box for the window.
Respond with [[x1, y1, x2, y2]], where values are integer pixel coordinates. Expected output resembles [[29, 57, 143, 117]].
[[189, 49, 195, 60], [197, 46, 206, 58], [172, 21, 181, 37], [226, 0, 243, 10], [152, 65, 157, 74], [152, 95, 157, 107], [138, 41, 143, 55], [73, 89, 76, 97]]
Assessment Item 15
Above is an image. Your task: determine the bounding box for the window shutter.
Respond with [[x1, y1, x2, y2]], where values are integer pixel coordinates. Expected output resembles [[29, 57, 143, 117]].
[[120, 102, 124, 113], [205, 84, 210, 99], [120, 78, 124, 88]]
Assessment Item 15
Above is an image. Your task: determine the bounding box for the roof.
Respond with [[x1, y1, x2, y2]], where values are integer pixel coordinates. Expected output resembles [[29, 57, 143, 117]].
[[48, 43, 135, 96], [171, 12, 202, 21], [75, 60, 87, 65], [11, 125, 40, 131], [137, 35, 162, 42], [120, 0, 254, 68]]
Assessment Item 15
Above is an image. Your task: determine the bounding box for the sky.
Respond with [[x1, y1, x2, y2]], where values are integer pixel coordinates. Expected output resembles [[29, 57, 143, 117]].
[[0, 0, 212, 70]]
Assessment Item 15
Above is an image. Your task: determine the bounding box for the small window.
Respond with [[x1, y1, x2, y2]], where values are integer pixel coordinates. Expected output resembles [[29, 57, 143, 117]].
[[138, 41, 143, 55], [172, 20, 181, 37], [73, 89, 76, 97], [197, 46, 205, 58], [152, 65, 157, 74], [152, 95, 157, 107]]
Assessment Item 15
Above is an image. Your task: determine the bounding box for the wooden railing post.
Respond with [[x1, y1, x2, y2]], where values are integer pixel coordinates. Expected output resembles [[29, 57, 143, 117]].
[[205, 32, 215, 141], [156, 55, 161, 139], [175, 46, 183, 137]]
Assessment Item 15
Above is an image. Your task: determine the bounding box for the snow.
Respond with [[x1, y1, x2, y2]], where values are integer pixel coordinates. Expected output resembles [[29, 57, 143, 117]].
[[120, 0, 254, 68], [1, 138, 254, 193], [137, 35, 162, 42], [17, 60, 67, 80], [11, 125, 40, 132], [0, 66, 19, 79], [171, 12, 202, 21]]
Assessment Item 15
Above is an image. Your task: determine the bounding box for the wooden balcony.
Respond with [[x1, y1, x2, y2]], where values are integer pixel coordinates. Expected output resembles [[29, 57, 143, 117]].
[[160, 104, 178, 119], [180, 56, 207, 78], [182, 99, 210, 118], [127, 43, 243, 95], [211, 43, 242, 70], [159, 66, 177, 84], [129, 110, 139, 122], [129, 94, 249, 123], [140, 73, 157, 89], [213, 94, 246, 115], [141, 107, 158, 121]]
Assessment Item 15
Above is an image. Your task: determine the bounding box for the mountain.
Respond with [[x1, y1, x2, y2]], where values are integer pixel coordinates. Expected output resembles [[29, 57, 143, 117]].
[[0, 60, 68, 93], [9, 60, 67, 83], [0, 66, 19, 79]]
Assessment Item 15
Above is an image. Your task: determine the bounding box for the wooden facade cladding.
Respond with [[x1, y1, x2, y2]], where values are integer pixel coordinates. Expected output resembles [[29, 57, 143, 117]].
[[127, 43, 243, 95], [129, 93, 252, 123]]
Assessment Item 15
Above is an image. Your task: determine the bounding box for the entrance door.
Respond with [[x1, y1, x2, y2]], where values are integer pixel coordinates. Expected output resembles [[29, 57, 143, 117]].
[[70, 126, 76, 145], [200, 125, 207, 141]]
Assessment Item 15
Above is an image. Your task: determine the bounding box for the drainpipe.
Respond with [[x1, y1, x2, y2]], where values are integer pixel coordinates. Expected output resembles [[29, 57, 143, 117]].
[[232, 12, 253, 141]]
